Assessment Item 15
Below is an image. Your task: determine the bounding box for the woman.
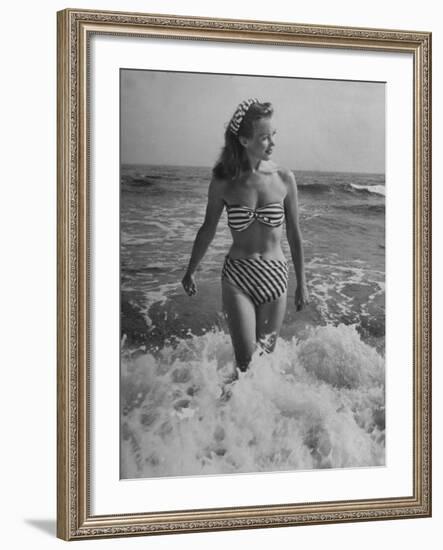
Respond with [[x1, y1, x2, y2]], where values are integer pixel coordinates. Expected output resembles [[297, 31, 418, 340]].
[[182, 98, 309, 376]]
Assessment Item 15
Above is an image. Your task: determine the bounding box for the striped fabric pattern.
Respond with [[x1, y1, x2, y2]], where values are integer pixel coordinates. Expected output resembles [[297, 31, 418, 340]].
[[225, 202, 285, 232], [228, 98, 259, 135], [221, 255, 289, 307]]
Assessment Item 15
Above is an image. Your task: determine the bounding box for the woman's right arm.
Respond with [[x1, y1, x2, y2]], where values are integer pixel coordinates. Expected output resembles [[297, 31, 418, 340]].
[[182, 176, 225, 296]]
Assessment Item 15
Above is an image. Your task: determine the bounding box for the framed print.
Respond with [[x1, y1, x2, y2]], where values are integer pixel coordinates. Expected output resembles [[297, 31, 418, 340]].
[[57, 8, 432, 541]]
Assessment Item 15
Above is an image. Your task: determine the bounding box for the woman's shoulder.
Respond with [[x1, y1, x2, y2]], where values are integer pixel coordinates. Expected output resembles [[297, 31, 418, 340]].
[[265, 162, 295, 185], [208, 173, 228, 200], [260, 160, 292, 178]]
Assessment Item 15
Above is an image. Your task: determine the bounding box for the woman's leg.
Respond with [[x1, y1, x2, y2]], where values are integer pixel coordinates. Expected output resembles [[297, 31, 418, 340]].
[[221, 279, 257, 372], [256, 292, 287, 353]]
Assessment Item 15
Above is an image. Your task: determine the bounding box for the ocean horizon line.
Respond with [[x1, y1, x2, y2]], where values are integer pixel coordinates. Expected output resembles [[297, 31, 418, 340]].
[[121, 162, 385, 177]]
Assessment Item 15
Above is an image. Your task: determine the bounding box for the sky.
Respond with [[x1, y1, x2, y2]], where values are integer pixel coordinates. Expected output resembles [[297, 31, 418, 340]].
[[121, 69, 385, 173]]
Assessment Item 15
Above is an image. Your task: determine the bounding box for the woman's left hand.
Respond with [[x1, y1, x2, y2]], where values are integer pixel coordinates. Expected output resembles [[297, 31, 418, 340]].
[[182, 271, 197, 296], [294, 282, 309, 311]]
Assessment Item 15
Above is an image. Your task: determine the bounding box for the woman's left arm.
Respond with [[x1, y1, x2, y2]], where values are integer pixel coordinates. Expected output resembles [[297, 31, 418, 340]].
[[282, 169, 310, 311]]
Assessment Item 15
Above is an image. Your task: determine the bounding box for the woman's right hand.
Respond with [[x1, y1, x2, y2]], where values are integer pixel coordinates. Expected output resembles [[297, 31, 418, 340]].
[[182, 271, 197, 296]]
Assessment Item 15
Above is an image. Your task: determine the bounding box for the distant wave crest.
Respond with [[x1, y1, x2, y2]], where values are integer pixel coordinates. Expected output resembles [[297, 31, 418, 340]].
[[349, 183, 386, 196], [298, 181, 385, 197]]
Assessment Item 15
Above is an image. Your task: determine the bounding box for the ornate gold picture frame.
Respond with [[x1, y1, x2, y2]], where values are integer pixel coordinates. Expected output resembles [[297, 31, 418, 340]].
[[57, 8, 431, 541]]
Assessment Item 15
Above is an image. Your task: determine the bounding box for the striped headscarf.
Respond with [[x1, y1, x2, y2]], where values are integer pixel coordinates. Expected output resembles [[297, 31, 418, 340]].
[[228, 98, 260, 136]]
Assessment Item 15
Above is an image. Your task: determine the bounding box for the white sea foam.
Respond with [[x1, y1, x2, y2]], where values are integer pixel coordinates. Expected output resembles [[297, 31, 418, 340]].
[[305, 258, 384, 324], [350, 183, 386, 196], [142, 283, 183, 307], [121, 324, 385, 479]]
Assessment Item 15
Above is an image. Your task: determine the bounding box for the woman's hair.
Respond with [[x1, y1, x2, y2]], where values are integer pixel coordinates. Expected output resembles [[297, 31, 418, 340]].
[[212, 101, 274, 181]]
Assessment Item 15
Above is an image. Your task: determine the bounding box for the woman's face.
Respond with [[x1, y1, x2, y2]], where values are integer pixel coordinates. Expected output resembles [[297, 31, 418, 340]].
[[241, 117, 277, 160]]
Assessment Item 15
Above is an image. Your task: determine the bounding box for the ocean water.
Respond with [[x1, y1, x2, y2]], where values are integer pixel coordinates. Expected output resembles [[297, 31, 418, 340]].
[[120, 164, 385, 479]]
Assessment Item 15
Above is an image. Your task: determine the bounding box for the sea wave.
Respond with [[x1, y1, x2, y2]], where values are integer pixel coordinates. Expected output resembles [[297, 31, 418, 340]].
[[298, 181, 385, 197], [332, 203, 385, 214], [121, 324, 385, 479], [297, 182, 334, 194], [349, 183, 386, 196]]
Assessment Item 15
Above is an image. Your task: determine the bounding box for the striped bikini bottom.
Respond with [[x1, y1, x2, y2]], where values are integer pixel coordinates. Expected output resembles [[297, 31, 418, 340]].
[[221, 255, 289, 307]]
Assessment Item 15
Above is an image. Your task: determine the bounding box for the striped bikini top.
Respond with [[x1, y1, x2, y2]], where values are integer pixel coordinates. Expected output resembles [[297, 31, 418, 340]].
[[224, 201, 285, 232]]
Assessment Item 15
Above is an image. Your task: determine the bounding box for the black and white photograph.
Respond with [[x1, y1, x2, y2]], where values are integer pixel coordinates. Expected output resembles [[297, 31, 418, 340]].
[[120, 69, 386, 479]]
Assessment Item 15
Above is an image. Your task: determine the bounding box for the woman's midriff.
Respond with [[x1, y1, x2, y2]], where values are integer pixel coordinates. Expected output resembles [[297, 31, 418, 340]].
[[227, 225, 286, 262]]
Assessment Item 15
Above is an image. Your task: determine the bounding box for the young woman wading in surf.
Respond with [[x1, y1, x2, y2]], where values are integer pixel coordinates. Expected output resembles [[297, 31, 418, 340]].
[[182, 98, 309, 378]]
